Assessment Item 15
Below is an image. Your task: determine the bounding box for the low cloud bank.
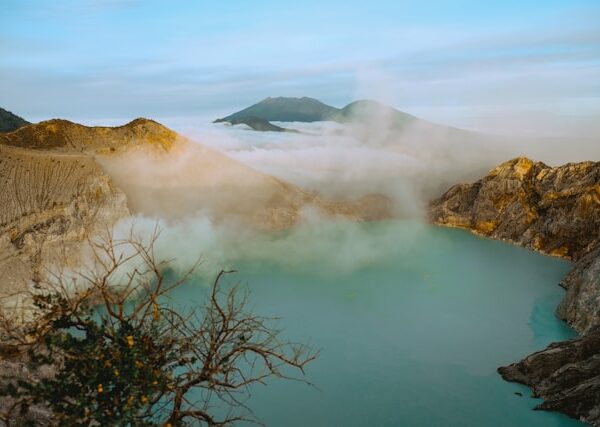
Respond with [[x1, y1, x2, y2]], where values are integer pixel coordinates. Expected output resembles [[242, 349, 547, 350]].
[[166, 108, 599, 214], [167, 116, 514, 217], [110, 215, 426, 280], [99, 106, 599, 277]]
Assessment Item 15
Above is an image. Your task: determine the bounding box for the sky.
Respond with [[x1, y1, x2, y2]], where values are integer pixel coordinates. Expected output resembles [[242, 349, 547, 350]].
[[1, 0, 600, 136]]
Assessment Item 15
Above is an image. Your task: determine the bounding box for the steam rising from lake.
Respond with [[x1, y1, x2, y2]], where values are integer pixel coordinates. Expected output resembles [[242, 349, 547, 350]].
[[99, 108, 599, 278], [111, 216, 426, 279], [167, 114, 599, 217]]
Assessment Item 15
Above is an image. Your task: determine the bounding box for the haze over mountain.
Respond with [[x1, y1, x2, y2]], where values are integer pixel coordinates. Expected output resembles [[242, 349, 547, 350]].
[[0, 108, 30, 133], [214, 96, 472, 138], [206, 96, 512, 209]]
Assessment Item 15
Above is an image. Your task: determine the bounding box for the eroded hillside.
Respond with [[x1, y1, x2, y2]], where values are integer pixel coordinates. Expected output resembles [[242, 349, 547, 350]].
[[0, 144, 129, 295], [98, 140, 392, 230], [0, 117, 392, 298]]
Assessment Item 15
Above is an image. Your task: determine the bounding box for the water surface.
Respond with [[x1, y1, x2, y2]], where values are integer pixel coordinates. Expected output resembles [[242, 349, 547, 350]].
[[172, 221, 581, 426]]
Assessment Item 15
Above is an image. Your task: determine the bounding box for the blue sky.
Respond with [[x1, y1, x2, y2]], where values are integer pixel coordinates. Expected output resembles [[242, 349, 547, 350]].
[[1, 0, 599, 134]]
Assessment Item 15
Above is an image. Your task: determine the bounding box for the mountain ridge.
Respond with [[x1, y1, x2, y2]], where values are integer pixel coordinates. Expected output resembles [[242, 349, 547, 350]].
[[0, 108, 31, 133], [214, 96, 472, 138], [215, 96, 339, 123], [0, 117, 176, 152]]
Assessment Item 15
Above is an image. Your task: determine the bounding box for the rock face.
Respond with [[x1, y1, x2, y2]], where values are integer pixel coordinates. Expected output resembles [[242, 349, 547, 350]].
[[558, 246, 600, 335], [430, 157, 600, 260], [0, 144, 129, 298], [0, 118, 178, 300], [430, 156, 600, 425]]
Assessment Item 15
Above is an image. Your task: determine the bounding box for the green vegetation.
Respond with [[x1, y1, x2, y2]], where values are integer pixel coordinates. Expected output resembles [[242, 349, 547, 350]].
[[0, 108, 30, 133]]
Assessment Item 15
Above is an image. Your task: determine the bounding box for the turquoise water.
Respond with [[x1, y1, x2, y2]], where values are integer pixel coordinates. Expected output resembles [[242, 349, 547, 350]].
[[170, 221, 582, 426]]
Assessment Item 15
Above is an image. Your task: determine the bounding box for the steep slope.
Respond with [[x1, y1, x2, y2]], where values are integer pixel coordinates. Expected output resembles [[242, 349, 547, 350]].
[[0, 108, 30, 133], [98, 135, 391, 230], [0, 118, 393, 296], [0, 118, 177, 297], [0, 144, 129, 295], [430, 157, 600, 425], [430, 157, 600, 260], [498, 331, 600, 426]]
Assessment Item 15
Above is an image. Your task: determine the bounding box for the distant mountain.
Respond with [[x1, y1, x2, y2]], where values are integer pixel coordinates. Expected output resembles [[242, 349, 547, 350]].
[[0, 107, 30, 132], [215, 97, 340, 123], [333, 100, 418, 127], [215, 97, 435, 131], [214, 116, 297, 133]]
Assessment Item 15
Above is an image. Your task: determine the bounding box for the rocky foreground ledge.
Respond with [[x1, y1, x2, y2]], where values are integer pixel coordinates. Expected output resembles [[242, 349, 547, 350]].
[[430, 157, 600, 425]]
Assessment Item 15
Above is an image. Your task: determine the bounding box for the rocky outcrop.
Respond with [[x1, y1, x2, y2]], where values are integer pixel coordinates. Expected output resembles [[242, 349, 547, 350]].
[[559, 247, 600, 335], [498, 330, 600, 425], [430, 157, 600, 260], [430, 157, 600, 425]]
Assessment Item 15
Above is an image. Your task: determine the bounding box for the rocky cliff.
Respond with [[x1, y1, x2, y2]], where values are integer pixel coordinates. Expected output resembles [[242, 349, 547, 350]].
[[430, 157, 600, 260], [430, 157, 600, 425], [498, 329, 600, 425], [0, 118, 187, 300]]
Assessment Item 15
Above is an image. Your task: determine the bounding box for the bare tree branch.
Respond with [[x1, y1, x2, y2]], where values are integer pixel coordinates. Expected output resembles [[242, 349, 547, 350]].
[[0, 225, 317, 426]]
